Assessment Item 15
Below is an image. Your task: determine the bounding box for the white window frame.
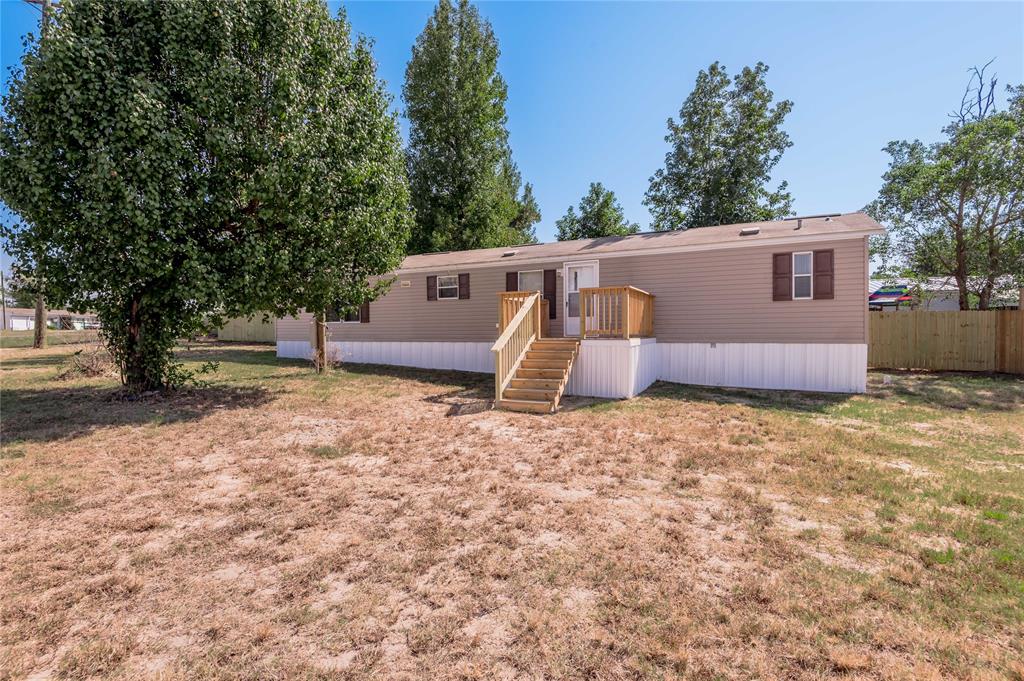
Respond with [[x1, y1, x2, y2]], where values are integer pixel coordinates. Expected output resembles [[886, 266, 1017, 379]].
[[436, 274, 459, 300], [518, 269, 544, 293], [792, 251, 813, 300], [342, 308, 360, 324]]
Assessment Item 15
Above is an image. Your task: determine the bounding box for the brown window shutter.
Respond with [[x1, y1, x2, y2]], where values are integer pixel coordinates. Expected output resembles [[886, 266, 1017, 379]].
[[426, 275, 437, 301], [543, 269, 557, 319], [359, 302, 370, 323], [813, 250, 834, 300], [772, 253, 792, 301], [505, 272, 518, 292], [458, 273, 470, 299]]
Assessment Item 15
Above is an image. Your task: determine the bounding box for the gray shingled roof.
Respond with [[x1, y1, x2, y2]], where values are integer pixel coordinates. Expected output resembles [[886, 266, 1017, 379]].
[[399, 212, 884, 272]]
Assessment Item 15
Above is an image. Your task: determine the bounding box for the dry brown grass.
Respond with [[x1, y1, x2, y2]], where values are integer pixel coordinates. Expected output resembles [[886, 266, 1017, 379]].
[[1, 343, 1022, 680]]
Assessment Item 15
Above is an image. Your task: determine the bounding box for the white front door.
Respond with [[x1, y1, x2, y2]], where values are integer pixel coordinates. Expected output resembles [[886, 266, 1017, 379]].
[[564, 261, 598, 336]]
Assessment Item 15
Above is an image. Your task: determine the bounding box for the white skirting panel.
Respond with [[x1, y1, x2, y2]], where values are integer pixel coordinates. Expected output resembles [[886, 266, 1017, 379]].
[[278, 339, 868, 396], [566, 338, 659, 399], [277, 340, 313, 360], [658, 342, 867, 394], [277, 340, 491, 372], [328, 341, 492, 374]]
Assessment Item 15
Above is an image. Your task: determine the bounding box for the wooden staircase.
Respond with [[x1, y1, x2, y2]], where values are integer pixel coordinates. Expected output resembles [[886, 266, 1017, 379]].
[[497, 338, 580, 413]]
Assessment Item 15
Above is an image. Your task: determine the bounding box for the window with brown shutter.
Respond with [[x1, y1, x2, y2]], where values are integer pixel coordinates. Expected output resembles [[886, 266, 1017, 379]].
[[812, 250, 834, 299], [544, 269, 557, 319], [458, 273, 470, 299], [426, 275, 437, 301], [506, 272, 518, 291], [359, 302, 370, 323], [772, 253, 792, 301]]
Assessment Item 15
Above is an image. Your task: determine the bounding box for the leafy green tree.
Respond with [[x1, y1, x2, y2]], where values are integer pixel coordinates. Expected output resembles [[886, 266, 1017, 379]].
[[1, 271, 40, 309], [645, 62, 793, 230], [556, 183, 639, 240], [403, 0, 538, 254], [0, 0, 410, 390], [868, 65, 1024, 310]]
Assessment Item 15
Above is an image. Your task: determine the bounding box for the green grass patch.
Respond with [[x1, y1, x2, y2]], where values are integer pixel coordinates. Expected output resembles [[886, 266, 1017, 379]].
[[309, 443, 354, 459]]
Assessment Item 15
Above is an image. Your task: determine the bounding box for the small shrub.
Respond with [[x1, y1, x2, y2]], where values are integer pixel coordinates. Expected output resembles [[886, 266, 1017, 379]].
[[56, 343, 116, 380]]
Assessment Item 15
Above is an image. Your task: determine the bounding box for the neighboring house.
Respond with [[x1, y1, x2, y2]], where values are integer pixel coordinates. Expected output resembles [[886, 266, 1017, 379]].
[[868, 277, 1022, 311], [1, 307, 101, 331], [278, 212, 884, 409]]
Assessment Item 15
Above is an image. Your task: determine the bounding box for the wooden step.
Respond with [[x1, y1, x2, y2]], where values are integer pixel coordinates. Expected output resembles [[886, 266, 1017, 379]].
[[525, 350, 575, 360], [503, 387, 559, 401], [521, 358, 571, 370], [498, 398, 554, 414], [515, 367, 565, 380], [532, 339, 581, 350], [534, 339, 579, 347], [509, 377, 562, 390]]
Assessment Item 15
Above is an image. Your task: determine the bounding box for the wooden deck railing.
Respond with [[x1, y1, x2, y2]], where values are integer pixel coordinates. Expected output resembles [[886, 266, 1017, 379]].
[[580, 286, 655, 339], [491, 291, 542, 402], [499, 291, 549, 337]]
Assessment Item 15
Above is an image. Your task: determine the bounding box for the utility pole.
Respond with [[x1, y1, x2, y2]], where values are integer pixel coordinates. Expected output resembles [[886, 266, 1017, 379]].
[[1, 269, 7, 332], [26, 0, 53, 348]]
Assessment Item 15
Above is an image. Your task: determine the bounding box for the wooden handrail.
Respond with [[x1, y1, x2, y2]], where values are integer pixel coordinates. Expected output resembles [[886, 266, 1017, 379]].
[[492, 291, 541, 402], [498, 290, 542, 334], [580, 285, 655, 339]]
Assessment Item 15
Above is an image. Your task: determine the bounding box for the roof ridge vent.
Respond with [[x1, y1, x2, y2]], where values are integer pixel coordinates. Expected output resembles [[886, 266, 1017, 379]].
[[502, 249, 518, 257], [738, 227, 760, 236]]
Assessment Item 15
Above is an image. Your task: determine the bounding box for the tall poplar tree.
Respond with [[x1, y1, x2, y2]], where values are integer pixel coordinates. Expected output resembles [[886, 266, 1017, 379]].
[[403, 0, 538, 254], [645, 62, 794, 230]]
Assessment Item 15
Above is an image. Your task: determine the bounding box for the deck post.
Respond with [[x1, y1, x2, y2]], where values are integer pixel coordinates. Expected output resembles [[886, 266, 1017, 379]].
[[580, 292, 587, 339], [623, 288, 631, 339]]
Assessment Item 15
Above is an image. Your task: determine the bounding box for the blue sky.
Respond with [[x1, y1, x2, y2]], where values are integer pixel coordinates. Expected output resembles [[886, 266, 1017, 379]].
[[2, 0, 1023, 271]]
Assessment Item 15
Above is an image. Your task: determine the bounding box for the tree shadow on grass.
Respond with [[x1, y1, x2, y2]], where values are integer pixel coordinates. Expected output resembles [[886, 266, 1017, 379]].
[[866, 370, 1024, 412], [175, 343, 292, 367], [0, 384, 275, 444], [0, 354, 68, 370], [339, 362, 492, 392], [590, 380, 856, 416]]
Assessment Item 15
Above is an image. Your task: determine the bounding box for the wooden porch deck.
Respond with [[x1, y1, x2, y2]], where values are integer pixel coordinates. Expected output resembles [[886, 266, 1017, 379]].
[[492, 287, 655, 413]]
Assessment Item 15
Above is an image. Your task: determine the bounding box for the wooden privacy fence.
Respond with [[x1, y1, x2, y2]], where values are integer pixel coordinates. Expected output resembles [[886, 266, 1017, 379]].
[[869, 310, 1023, 374], [216, 315, 276, 343]]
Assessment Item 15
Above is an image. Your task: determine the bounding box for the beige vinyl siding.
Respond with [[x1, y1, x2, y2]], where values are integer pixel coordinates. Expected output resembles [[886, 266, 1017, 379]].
[[276, 313, 315, 343], [597, 236, 868, 344], [276, 236, 868, 346], [322, 263, 565, 343]]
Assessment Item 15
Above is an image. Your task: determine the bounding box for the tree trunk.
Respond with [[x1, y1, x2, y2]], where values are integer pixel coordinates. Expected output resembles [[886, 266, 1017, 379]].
[[123, 296, 153, 392], [978, 282, 993, 310], [954, 274, 970, 310], [314, 311, 327, 373], [32, 293, 46, 349]]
